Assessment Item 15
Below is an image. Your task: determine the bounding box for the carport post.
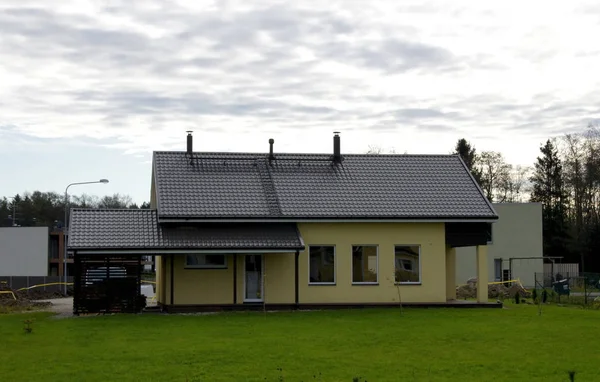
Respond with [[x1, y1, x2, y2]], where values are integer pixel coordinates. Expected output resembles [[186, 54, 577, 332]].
[[295, 250, 299, 306], [476, 245, 488, 303], [170, 254, 174, 306], [233, 255, 237, 304]]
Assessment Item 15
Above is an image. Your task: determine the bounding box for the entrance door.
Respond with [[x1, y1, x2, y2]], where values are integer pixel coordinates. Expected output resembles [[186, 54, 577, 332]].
[[494, 258, 502, 282], [244, 255, 264, 302]]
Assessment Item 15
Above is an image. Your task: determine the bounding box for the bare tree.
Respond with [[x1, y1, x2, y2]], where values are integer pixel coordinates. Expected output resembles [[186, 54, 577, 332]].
[[366, 145, 383, 154], [71, 193, 100, 208], [499, 165, 532, 202], [561, 134, 586, 235], [98, 194, 134, 209], [478, 151, 512, 202], [559, 124, 600, 267], [366, 145, 398, 154]]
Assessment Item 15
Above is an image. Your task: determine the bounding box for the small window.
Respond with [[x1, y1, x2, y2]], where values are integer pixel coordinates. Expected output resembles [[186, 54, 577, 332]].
[[309, 246, 335, 284], [395, 245, 421, 283], [486, 223, 493, 244], [352, 245, 378, 284], [185, 254, 227, 269]]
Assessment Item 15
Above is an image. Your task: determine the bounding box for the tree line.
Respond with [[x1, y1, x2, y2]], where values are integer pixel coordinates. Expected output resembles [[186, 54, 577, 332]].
[[3, 125, 599, 271], [0, 192, 149, 228], [455, 124, 600, 272]]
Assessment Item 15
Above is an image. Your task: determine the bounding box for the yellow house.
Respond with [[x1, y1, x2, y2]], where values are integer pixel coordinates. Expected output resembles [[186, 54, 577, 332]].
[[68, 132, 499, 314]]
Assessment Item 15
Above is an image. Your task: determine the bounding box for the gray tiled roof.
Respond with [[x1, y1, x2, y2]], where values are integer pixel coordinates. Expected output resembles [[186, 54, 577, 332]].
[[153, 152, 497, 220], [68, 209, 304, 251]]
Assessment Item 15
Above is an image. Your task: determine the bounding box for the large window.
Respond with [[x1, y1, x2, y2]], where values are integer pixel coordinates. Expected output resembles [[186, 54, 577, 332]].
[[394, 245, 420, 283], [309, 246, 335, 284], [185, 254, 227, 269], [352, 245, 378, 284]]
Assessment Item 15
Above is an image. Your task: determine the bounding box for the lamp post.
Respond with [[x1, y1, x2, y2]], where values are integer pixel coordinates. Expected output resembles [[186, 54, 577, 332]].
[[63, 179, 109, 294], [7, 196, 17, 226]]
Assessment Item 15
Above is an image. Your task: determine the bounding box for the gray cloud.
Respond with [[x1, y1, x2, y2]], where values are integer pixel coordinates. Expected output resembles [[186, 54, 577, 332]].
[[416, 124, 457, 133], [1, 0, 599, 163], [311, 38, 458, 74]]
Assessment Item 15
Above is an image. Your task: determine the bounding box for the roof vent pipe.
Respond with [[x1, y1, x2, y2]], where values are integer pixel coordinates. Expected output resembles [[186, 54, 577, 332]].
[[268, 138, 275, 163], [333, 132, 341, 163], [186, 131, 193, 155]]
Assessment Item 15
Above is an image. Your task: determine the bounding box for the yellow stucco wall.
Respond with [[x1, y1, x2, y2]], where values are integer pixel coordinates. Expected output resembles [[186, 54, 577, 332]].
[[254, 254, 296, 304], [173, 255, 234, 304], [156, 222, 448, 305], [297, 222, 447, 303], [157, 253, 295, 305]]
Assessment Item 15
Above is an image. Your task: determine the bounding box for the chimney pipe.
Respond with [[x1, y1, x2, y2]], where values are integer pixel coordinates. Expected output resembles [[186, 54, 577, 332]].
[[186, 131, 193, 155], [333, 132, 341, 163], [268, 138, 275, 163]]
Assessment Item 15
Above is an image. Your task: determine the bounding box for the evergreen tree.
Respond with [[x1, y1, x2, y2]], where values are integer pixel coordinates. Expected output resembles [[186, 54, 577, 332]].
[[454, 138, 483, 185], [530, 139, 571, 259]]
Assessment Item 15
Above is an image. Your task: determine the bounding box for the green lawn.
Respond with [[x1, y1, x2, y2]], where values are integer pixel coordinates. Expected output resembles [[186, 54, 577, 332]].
[[1, 305, 599, 381]]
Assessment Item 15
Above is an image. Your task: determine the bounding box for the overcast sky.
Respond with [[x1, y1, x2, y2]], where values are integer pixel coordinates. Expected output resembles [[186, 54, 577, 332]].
[[1, 0, 599, 204]]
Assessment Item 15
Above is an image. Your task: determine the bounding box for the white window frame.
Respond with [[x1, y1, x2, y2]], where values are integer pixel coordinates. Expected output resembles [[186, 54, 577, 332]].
[[308, 245, 336, 285], [394, 244, 422, 285], [184, 254, 228, 269], [351, 245, 379, 285]]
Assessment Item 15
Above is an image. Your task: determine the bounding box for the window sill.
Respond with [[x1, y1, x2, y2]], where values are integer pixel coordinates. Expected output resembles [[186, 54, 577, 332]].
[[308, 282, 336, 286], [352, 282, 379, 286], [184, 267, 228, 270], [394, 282, 422, 286]]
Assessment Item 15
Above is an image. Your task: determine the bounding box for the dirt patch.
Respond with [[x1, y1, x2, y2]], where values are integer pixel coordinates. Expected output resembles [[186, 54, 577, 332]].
[[456, 278, 531, 299], [0, 285, 62, 313], [0, 299, 52, 310], [1, 285, 65, 300]]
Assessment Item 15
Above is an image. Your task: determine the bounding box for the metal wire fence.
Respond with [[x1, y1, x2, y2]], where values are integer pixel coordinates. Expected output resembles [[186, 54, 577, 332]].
[[534, 272, 600, 306], [0, 276, 73, 294]]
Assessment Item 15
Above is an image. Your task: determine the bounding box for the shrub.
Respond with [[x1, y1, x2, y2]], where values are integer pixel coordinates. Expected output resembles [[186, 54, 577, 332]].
[[532, 288, 538, 302], [23, 319, 33, 334]]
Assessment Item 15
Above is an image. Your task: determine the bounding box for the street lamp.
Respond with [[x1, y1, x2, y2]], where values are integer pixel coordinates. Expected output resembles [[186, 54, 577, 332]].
[[7, 196, 17, 226], [63, 179, 109, 294]]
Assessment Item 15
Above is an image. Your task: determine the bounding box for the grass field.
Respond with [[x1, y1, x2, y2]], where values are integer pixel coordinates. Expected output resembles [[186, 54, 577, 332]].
[[1, 304, 598, 381]]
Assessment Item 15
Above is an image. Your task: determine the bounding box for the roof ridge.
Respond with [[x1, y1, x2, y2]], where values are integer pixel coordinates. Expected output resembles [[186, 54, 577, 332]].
[[257, 159, 283, 216], [153, 150, 457, 157], [71, 208, 157, 212]]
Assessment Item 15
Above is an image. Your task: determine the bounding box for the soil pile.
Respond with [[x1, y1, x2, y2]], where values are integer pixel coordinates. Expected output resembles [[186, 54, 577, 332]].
[[456, 278, 531, 299]]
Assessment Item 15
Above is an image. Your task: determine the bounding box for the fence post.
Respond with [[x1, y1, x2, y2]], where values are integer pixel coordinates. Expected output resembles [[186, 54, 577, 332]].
[[584, 273, 588, 305]]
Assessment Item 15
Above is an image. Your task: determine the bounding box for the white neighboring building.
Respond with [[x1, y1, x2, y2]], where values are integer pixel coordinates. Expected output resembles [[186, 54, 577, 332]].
[[456, 203, 543, 288], [0, 227, 49, 276]]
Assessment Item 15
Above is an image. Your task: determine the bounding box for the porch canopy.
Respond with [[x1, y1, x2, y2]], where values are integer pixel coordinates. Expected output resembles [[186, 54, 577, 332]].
[[68, 209, 305, 254]]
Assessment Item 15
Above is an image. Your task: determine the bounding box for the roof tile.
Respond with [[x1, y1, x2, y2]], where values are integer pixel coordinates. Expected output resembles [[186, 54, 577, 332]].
[[68, 209, 304, 250], [153, 152, 496, 219]]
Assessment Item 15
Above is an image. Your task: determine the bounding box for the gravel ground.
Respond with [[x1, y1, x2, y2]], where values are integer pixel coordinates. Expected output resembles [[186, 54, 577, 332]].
[[37, 297, 73, 318], [36, 297, 156, 318]]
